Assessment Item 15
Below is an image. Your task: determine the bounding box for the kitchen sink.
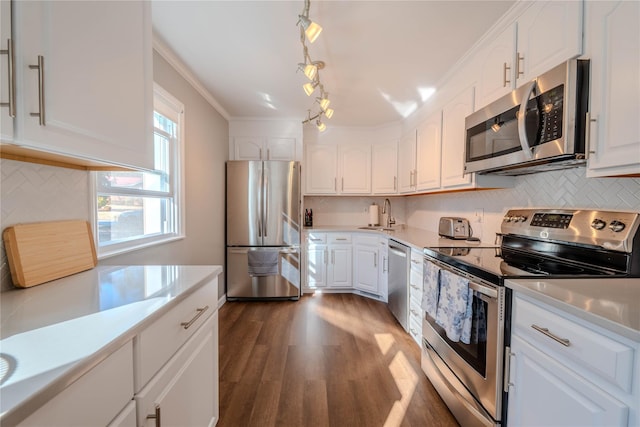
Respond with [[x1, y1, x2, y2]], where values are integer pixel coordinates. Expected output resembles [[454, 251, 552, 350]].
[[358, 226, 396, 231]]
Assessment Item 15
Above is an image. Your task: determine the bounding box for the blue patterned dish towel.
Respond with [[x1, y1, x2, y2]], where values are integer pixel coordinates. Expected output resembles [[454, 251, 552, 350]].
[[435, 269, 473, 344], [421, 261, 440, 318]]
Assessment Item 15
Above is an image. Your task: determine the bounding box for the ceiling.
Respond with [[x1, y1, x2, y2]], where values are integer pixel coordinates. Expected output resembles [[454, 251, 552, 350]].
[[152, 1, 515, 127]]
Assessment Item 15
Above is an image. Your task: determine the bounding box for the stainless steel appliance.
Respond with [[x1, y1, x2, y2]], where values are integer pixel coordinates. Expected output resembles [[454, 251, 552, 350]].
[[421, 208, 640, 427], [465, 59, 589, 176], [438, 217, 471, 239], [388, 239, 410, 331], [226, 160, 301, 300]]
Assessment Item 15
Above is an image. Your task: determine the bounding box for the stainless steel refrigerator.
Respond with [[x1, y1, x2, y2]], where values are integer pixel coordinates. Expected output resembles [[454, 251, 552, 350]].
[[226, 160, 301, 300]]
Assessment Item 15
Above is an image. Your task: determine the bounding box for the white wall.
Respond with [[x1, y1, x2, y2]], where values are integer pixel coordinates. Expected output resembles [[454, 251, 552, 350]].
[[0, 50, 229, 294]]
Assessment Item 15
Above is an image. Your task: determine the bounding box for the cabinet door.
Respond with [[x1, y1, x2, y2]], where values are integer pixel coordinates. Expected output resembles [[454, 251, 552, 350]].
[[398, 130, 416, 193], [0, 0, 13, 141], [354, 244, 379, 294], [233, 136, 264, 160], [266, 137, 296, 160], [372, 140, 398, 194], [475, 24, 516, 109], [507, 334, 628, 427], [441, 86, 474, 188], [137, 314, 218, 427], [516, 1, 583, 84], [306, 245, 327, 288], [305, 144, 337, 194], [339, 144, 371, 194], [377, 240, 388, 302], [416, 111, 442, 191], [13, 1, 153, 170], [586, 0, 640, 177], [328, 245, 352, 288]]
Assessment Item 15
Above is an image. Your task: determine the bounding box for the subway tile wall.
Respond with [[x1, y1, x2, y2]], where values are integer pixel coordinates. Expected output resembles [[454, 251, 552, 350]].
[[1, 159, 90, 291]]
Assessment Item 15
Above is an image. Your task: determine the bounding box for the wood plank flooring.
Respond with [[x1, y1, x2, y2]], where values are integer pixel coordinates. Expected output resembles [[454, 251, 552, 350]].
[[218, 293, 459, 427]]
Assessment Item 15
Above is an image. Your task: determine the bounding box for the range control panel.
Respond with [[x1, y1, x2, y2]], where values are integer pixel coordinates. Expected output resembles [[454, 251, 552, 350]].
[[501, 209, 640, 253]]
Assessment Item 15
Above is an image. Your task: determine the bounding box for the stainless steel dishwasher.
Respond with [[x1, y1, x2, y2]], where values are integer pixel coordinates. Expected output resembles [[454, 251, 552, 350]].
[[387, 239, 410, 331]]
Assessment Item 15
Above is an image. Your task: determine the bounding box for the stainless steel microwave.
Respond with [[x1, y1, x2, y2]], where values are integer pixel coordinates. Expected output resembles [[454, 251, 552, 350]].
[[464, 59, 589, 176]]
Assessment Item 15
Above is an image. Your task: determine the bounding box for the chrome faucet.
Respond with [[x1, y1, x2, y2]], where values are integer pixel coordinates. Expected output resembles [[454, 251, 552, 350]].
[[382, 198, 395, 227]]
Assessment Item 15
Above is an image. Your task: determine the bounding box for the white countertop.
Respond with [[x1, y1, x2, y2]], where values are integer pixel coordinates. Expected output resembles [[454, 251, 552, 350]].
[[505, 278, 640, 341], [304, 225, 492, 251], [0, 264, 223, 424]]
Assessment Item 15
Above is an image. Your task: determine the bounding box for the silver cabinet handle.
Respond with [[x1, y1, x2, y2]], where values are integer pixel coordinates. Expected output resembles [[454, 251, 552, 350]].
[[383, 256, 387, 273], [147, 405, 161, 427], [341, 177, 344, 192], [0, 38, 16, 117], [531, 324, 571, 347], [410, 327, 419, 336], [310, 238, 323, 242], [410, 284, 420, 291], [503, 346, 514, 392], [410, 308, 419, 316], [503, 62, 511, 87], [373, 253, 377, 268], [324, 248, 328, 264], [393, 176, 397, 191], [586, 112, 597, 156], [259, 148, 263, 159], [335, 237, 347, 241], [334, 177, 337, 192], [29, 55, 45, 125], [516, 52, 524, 78], [267, 148, 270, 159], [181, 306, 209, 329], [331, 249, 335, 264]]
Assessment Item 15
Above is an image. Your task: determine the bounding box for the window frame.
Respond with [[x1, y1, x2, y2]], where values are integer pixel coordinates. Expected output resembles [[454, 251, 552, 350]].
[[91, 83, 185, 259]]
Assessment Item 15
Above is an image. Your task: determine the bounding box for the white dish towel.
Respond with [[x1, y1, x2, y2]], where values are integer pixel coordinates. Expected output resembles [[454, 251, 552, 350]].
[[421, 261, 440, 318], [435, 269, 474, 344]]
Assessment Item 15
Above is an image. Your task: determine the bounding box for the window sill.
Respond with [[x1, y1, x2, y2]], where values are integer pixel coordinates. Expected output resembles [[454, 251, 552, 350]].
[[97, 234, 185, 260]]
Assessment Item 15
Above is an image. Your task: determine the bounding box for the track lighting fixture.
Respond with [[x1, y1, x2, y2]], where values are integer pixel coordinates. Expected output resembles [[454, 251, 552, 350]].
[[297, 0, 333, 131], [297, 0, 322, 43]]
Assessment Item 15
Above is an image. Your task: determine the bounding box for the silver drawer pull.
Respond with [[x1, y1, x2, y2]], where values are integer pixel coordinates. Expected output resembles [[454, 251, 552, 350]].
[[531, 324, 571, 347], [147, 405, 161, 427], [29, 55, 45, 125], [181, 306, 209, 330], [410, 284, 420, 290], [410, 309, 419, 316]]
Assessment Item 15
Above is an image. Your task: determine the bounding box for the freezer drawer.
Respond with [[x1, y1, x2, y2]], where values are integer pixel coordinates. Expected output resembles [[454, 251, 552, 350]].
[[226, 247, 301, 300]]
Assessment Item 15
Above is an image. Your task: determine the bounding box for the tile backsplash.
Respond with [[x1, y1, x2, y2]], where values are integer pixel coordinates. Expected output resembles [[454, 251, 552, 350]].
[[1, 159, 90, 291], [306, 168, 640, 244]]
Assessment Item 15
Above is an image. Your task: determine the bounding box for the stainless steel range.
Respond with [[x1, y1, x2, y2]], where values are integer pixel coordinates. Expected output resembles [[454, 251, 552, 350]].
[[421, 208, 640, 427]]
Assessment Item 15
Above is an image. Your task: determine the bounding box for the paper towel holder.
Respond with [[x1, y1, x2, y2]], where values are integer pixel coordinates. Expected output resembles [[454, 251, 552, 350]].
[[368, 203, 380, 226]]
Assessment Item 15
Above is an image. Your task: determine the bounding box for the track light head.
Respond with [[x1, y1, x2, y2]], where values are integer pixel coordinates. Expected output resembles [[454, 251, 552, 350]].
[[298, 15, 322, 43]]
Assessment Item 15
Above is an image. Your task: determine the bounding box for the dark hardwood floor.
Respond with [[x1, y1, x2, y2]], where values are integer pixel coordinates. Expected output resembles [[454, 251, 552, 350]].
[[218, 293, 459, 427]]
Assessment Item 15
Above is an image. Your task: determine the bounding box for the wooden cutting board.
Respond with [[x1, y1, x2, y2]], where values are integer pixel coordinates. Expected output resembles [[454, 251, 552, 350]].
[[3, 220, 97, 288]]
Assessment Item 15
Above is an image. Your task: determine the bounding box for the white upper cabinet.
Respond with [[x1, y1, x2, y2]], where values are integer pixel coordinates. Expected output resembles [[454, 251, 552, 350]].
[[585, 0, 640, 177], [398, 130, 417, 193], [10, 0, 154, 170], [515, 1, 583, 84], [231, 136, 297, 161], [0, 0, 14, 141], [475, 24, 516, 110], [416, 111, 442, 191], [372, 140, 398, 194], [441, 86, 474, 189], [305, 144, 338, 194], [338, 144, 371, 194]]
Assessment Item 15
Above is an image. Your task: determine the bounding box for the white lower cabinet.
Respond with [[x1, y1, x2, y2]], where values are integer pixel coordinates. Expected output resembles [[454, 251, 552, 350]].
[[136, 314, 218, 427], [18, 341, 134, 427], [408, 249, 423, 346], [353, 234, 388, 301], [305, 232, 352, 290], [506, 292, 638, 426]]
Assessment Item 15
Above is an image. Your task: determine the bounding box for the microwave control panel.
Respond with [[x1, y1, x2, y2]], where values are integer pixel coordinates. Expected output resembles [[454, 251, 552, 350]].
[[536, 84, 564, 144]]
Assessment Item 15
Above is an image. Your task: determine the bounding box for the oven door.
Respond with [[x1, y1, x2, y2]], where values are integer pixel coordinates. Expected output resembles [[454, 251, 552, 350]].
[[421, 259, 505, 424]]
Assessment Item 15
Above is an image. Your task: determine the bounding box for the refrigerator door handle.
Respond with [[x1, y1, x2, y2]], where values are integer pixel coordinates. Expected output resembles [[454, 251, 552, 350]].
[[257, 164, 263, 237], [263, 172, 269, 237]]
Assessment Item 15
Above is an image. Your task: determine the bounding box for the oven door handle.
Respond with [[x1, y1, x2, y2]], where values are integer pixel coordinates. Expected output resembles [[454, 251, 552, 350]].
[[425, 257, 498, 299]]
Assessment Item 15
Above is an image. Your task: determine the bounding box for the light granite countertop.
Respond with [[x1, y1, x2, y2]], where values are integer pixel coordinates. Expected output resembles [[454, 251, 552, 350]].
[[0, 265, 223, 425]]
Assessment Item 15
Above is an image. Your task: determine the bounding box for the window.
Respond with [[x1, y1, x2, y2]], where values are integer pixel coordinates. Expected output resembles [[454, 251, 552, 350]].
[[93, 84, 184, 257]]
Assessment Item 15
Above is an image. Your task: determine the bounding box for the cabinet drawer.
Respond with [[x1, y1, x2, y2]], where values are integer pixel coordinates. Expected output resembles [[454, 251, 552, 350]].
[[307, 232, 327, 244], [328, 234, 352, 244], [353, 234, 379, 246], [19, 341, 133, 427], [409, 298, 423, 324], [513, 295, 635, 392], [409, 316, 422, 345], [134, 280, 217, 391]]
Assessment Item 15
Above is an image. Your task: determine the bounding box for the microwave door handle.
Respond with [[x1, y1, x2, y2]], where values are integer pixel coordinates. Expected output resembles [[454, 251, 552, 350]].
[[517, 81, 537, 159]]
